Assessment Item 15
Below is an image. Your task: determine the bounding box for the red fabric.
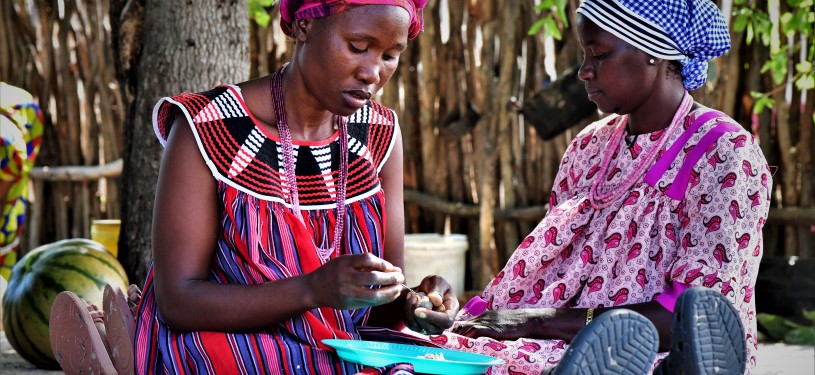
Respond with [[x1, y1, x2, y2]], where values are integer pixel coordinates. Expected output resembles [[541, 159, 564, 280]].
[[280, 0, 426, 39]]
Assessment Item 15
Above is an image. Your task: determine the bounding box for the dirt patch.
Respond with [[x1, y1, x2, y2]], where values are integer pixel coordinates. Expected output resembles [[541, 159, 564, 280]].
[[1, 332, 61, 375], [0, 330, 811, 374]]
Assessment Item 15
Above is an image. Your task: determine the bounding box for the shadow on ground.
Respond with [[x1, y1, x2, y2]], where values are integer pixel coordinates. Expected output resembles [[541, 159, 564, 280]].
[[1, 331, 812, 374]]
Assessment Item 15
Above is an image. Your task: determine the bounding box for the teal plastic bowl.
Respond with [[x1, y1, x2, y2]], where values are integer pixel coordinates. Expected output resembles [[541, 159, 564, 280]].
[[322, 339, 504, 374]]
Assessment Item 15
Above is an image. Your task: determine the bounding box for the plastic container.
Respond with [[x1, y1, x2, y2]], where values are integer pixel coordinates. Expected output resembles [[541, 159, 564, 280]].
[[91, 219, 121, 257], [404, 233, 468, 296]]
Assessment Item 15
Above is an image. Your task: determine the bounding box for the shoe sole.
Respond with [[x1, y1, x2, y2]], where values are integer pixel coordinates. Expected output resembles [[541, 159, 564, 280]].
[[553, 309, 658, 375], [671, 287, 745, 374], [50, 291, 117, 375], [104, 284, 136, 375]]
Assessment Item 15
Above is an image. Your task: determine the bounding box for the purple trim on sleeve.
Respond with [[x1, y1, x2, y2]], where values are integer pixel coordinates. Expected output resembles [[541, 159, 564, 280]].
[[664, 122, 742, 200], [644, 111, 724, 186], [655, 282, 692, 313], [460, 295, 488, 319]]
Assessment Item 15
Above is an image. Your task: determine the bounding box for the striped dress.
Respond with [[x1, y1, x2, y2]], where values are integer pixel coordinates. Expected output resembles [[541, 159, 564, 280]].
[[134, 85, 399, 374]]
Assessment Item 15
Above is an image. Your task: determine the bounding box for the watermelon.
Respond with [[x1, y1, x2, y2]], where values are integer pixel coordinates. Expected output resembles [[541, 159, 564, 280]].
[[1, 238, 129, 369]]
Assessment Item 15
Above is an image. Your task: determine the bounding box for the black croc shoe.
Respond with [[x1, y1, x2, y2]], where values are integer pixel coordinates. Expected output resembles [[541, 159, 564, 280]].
[[654, 286, 746, 375], [544, 309, 659, 375]]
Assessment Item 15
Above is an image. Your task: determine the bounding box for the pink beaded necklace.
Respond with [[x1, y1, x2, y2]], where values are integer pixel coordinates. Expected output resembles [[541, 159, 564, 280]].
[[588, 92, 692, 209], [271, 65, 348, 259]]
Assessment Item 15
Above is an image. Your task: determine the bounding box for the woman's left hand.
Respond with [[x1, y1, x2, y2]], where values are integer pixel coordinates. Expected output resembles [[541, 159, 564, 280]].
[[452, 308, 552, 340], [403, 275, 459, 335]]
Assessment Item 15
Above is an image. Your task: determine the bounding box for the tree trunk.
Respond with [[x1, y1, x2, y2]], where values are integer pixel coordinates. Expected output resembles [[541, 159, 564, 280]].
[[117, 0, 249, 284], [497, 3, 520, 263], [768, 0, 798, 256], [474, 0, 499, 288], [798, 89, 814, 257]]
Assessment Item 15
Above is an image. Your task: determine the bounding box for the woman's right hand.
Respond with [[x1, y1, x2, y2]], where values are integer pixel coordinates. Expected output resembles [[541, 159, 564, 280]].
[[403, 275, 458, 335], [307, 253, 405, 310]]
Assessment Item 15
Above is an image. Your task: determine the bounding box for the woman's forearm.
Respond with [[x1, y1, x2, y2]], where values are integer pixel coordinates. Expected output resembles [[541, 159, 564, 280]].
[[155, 275, 318, 332], [525, 301, 672, 348], [528, 307, 589, 342]]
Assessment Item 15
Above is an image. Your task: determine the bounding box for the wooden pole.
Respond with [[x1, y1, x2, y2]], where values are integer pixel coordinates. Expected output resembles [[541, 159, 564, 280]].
[[30, 159, 124, 181]]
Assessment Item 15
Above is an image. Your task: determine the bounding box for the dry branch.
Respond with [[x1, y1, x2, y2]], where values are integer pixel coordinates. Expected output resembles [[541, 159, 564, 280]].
[[767, 207, 815, 226], [405, 189, 548, 221], [407, 189, 815, 227], [30, 159, 123, 181]]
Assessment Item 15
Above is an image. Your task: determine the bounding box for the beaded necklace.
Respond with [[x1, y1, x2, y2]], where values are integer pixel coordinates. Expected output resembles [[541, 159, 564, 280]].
[[588, 92, 692, 209], [270, 65, 348, 259]]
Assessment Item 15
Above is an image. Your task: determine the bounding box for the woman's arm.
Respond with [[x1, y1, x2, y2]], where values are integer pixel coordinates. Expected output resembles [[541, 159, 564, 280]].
[[153, 117, 403, 332], [367, 126, 409, 329], [452, 301, 673, 350]]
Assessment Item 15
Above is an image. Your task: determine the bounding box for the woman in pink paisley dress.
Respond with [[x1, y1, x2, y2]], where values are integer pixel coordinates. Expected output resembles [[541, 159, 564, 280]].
[[431, 0, 771, 374]]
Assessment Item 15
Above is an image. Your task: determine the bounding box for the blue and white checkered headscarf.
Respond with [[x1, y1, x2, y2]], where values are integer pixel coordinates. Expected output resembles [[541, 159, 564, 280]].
[[576, 0, 731, 91]]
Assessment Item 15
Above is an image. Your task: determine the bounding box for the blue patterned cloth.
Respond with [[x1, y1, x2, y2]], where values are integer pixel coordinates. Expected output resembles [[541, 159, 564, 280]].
[[577, 0, 730, 91]]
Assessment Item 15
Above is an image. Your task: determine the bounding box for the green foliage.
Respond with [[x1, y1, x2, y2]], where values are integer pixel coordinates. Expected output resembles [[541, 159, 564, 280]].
[[757, 311, 815, 346], [249, 0, 277, 28], [733, 0, 815, 114], [528, 0, 569, 40], [751, 91, 776, 114]]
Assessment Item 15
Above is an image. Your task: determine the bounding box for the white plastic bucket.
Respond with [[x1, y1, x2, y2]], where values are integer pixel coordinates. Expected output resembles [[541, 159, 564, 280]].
[[404, 233, 468, 296]]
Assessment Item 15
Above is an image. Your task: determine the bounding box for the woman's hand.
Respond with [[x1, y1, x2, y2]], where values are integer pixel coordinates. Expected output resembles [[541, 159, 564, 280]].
[[307, 253, 405, 310], [452, 308, 555, 340], [403, 275, 459, 335]]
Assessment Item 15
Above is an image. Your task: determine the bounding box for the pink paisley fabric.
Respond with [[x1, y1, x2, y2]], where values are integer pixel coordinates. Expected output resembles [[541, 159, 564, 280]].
[[279, 0, 426, 39], [430, 106, 771, 375]]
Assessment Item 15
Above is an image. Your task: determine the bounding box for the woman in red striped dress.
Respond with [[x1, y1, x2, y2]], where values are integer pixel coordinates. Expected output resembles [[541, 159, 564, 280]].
[[50, 1, 460, 374]]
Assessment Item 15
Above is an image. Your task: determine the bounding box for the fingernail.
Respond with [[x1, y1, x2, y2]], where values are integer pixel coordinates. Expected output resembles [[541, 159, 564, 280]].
[[415, 310, 427, 319]]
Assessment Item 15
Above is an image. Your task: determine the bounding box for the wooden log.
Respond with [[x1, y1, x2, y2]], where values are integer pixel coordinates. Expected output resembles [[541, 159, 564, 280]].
[[418, 0, 446, 232], [768, 207, 815, 226], [474, 0, 500, 287], [497, 2, 521, 262], [404, 189, 548, 221], [407, 189, 815, 227], [27, 180, 45, 250], [30, 159, 123, 181], [443, 0, 467, 208], [798, 89, 815, 256], [720, 14, 743, 117], [54, 182, 69, 240]]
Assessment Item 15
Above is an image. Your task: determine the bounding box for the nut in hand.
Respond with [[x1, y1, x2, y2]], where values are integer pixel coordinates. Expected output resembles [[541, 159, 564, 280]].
[[418, 295, 434, 310]]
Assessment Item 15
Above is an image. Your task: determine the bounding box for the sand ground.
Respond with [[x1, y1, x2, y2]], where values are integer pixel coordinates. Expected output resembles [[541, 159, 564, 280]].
[[1, 331, 812, 374]]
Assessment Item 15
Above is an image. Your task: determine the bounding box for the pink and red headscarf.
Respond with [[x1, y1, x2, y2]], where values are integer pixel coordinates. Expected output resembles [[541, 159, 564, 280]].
[[280, 0, 427, 39]]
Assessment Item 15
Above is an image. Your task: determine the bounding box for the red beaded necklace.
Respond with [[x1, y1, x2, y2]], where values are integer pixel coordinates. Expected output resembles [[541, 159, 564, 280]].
[[270, 65, 348, 259], [588, 92, 692, 209]]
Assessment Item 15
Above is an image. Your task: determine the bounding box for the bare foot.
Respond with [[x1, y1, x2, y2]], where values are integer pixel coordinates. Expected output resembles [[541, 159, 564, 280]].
[[126, 284, 142, 316]]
